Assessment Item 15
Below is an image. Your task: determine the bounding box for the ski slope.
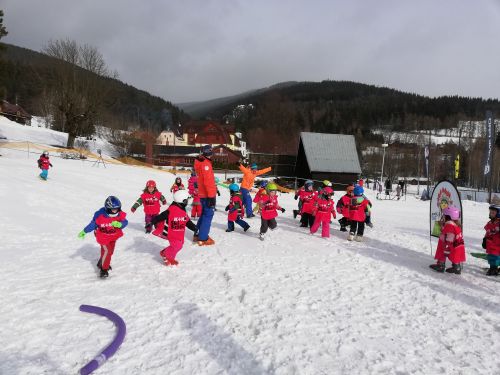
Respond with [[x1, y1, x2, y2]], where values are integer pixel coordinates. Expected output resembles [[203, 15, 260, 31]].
[[0, 144, 499, 374]]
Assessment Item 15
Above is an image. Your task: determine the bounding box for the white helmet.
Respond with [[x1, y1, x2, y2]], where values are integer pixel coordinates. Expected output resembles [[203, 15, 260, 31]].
[[42, 151, 49, 157], [173, 190, 190, 205]]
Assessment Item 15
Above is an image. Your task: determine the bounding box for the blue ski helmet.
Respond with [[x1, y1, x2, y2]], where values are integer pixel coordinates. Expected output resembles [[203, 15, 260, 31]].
[[229, 183, 240, 192], [260, 180, 268, 188], [251, 163, 258, 170], [489, 205, 500, 218], [353, 185, 364, 196], [201, 144, 213, 156], [215, 177, 220, 183], [104, 196, 121, 214]]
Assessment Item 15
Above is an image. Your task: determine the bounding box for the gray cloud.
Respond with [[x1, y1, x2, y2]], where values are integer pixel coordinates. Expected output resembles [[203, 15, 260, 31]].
[[3, 0, 500, 103]]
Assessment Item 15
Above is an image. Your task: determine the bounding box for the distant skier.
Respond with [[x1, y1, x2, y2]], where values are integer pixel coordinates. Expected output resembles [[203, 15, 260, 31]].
[[37, 151, 53, 180], [257, 183, 285, 241], [146, 190, 198, 266], [78, 196, 128, 278], [253, 180, 268, 214], [337, 184, 354, 232], [130, 180, 167, 234], [347, 185, 370, 242], [170, 177, 185, 194], [310, 186, 336, 238], [239, 162, 272, 218], [298, 180, 317, 228], [482, 205, 500, 276], [429, 206, 466, 274], [225, 183, 250, 233]]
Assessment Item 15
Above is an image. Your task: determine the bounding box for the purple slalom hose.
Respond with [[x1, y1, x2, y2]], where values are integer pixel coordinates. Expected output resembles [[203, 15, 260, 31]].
[[79, 305, 126, 375]]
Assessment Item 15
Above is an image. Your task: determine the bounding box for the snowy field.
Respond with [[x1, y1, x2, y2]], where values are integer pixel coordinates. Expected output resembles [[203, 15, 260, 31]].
[[1, 124, 500, 374]]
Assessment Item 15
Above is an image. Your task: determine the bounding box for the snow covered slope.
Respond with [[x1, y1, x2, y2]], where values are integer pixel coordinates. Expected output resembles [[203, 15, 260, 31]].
[[0, 147, 499, 374]]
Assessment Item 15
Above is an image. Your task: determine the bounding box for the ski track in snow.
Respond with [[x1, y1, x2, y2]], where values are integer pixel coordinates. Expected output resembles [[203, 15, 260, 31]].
[[0, 147, 500, 375]]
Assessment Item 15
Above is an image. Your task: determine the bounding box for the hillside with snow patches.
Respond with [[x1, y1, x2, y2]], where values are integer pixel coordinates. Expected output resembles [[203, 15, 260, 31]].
[[0, 118, 500, 374]]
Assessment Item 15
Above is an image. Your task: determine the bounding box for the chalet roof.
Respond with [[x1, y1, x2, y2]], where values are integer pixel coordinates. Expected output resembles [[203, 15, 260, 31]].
[[299, 132, 361, 174], [0, 100, 31, 119]]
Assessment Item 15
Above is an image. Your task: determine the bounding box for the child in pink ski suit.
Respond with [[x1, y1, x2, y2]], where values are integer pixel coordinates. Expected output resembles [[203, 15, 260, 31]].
[[146, 190, 198, 266], [258, 183, 285, 241], [429, 206, 466, 274], [310, 187, 336, 238], [131, 180, 167, 234]]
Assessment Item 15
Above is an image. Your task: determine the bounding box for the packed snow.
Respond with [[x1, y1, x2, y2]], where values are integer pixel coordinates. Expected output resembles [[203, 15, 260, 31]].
[[1, 121, 500, 374]]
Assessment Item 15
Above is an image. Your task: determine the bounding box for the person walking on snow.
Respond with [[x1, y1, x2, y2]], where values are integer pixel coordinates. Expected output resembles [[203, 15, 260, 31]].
[[347, 185, 370, 242], [239, 162, 272, 218], [258, 183, 285, 241], [429, 206, 466, 274], [253, 180, 268, 214], [130, 180, 167, 235], [146, 190, 198, 266], [37, 151, 53, 180], [78, 196, 128, 278], [225, 183, 250, 232], [170, 177, 185, 193], [298, 180, 317, 228], [482, 205, 500, 276], [337, 184, 354, 232], [310, 187, 336, 238], [193, 145, 217, 246]]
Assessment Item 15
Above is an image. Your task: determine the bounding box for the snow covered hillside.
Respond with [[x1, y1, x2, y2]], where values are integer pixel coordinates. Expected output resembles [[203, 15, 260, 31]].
[[0, 147, 499, 374]]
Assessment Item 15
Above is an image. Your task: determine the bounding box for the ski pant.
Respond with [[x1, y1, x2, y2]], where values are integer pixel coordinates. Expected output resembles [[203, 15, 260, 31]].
[[228, 218, 250, 231], [240, 188, 254, 217], [196, 198, 215, 241], [161, 239, 183, 261], [260, 218, 277, 234], [191, 205, 202, 218], [310, 216, 330, 238], [99, 241, 116, 270], [350, 221, 365, 236], [339, 217, 350, 229], [487, 254, 500, 267], [300, 212, 315, 227], [40, 169, 48, 180]]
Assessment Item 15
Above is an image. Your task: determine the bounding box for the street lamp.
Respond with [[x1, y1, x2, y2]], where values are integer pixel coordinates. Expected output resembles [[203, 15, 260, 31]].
[[380, 143, 389, 188]]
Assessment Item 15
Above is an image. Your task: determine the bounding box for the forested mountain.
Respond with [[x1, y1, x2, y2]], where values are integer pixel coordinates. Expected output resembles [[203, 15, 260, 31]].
[[0, 43, 188, 135], [185, 80, 500, 154]]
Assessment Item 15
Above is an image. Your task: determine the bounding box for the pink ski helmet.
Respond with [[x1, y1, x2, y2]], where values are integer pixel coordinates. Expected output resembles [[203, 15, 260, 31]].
[[442, 206, 460, 220]]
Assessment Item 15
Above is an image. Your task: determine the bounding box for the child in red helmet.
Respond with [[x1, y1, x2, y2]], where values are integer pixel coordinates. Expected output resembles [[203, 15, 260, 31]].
[[131, 180, 167, 234], [429, 206, 466, 274], [310, 187, 336, 238]]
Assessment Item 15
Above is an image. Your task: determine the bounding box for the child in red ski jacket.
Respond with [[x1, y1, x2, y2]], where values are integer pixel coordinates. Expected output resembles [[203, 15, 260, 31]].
[[37, 151, 53, 180], [225, 183, 250, 232], [429, 206, 466, 274], [336, 184, 354, 232], [78, 196, 128, 278], [190, 182, 202, 219], [131, 180, 167, 234], [298, 180, 318, 228], [258, 183, 285, 241], [347, 185, 370, 242], [483, 204, 500, 276], [310, 187, 336, 238], [253, 181, 268, 214], [146, 190, 198, 266], [170, 177, 185, 194]]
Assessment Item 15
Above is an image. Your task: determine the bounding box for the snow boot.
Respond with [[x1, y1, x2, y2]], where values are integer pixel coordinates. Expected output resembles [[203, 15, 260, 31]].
[[193, 234, 199, 242], [100, 269, 109, 278], [347, 233, 355, 241], [486, 266, 499, 276], [259, 233, 265, 241], [96, 259, 111, 270], [244, 225, 250, 232], [225, 229, 234, 232], [340, 226, 347, 232], [366, 222, 374, 228], [198, 237, 215, 246], [446, 263, 462, 275], [164, 258, 178, 266], [293, 210, 299, 219], [429, 262, 445, 273], [354, 235, 363, 242]]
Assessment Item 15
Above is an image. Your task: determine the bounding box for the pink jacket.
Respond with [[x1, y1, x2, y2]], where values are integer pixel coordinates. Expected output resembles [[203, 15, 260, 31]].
[[299, 190, 317, 214], [259, 194, 281, 220]]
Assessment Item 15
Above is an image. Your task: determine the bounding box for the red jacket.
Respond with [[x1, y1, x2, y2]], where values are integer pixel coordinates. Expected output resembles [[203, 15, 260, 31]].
[[170, 183, 185, 193], [227, 194, 245, 221], [299, 190, 317, 214], [194, 156, 216, 198], [484, 219, 500, 256], [336, 194, 351, 218], [436, 221, 466, 263], [188, 176, 198, 196], [314, 197, 336, 220], [166, 204, 192, 243], [95, 211, 127, 245], [348, 196, 369, 222], [253, 188, 267, 204], [138, 191, 165, 215], [259, 194, 281, 220], [37, 156, 52, 170]]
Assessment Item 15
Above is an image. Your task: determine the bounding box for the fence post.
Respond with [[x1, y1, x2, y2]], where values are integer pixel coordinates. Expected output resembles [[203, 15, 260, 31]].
[[27, 141, 30, 159]]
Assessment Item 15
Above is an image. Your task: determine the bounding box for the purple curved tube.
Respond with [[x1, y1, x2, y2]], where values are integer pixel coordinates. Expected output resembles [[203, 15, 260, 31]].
[[79, 304, 126, 375]]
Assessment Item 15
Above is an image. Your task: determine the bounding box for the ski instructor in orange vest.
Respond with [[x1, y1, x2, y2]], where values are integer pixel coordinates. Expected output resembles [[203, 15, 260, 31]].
[[239, 163, 272, 218]]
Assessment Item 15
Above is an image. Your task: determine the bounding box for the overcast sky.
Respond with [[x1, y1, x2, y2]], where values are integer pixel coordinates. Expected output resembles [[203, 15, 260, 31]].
[[3, 0, 500, 103]]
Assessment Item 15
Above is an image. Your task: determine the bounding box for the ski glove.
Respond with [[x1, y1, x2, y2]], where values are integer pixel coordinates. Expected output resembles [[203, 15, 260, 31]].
[[131, 207, 136, 213], [111, 221, 122, 228], [281, 208, 286, 213], [78, 230, 86, 239], [225, 205, 230, 211], [482, 237, 487, 249], [207, 197, 216, 207], [49, 163, 53, 167], [217, 190, 221, 197]]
